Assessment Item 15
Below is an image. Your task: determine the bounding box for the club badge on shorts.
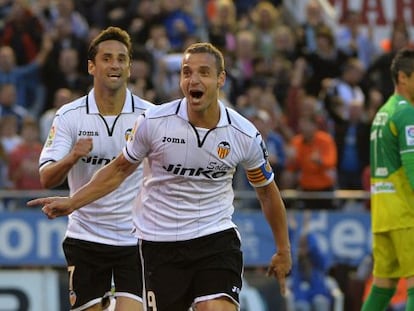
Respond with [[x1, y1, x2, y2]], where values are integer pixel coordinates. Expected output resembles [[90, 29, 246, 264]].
[[69, 290, 77, 306]]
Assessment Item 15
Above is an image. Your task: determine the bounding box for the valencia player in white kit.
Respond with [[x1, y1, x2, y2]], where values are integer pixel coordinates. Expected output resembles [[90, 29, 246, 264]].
[[31, 42, 291, 311], [37, 27, 153, 311]]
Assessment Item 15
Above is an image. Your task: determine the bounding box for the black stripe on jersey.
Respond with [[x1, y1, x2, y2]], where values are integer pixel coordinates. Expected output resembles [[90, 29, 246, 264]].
[[39, 159, 56, 169], [85, 91, 136, 113], [125, 145, 140, 162], [98, 114, 122, 136], [60, 97, 87, 117], [190, 123, 217, 148], [130, 93, 135, 112], [225, 107, 231, 124], [175, 99, 183, 114], [86, 92, 136, 136], [86, 94, 90, 114]]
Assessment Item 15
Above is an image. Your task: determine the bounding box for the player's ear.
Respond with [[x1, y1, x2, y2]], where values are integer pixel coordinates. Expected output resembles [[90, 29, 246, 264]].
[[87, 60, 95, 75], [217, 71, 226, 88]]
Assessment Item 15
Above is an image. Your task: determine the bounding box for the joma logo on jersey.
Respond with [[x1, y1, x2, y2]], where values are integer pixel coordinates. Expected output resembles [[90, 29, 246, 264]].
[[162, 136, 186, 144], [78, 130, 99, 136], [81, 156, 115, 165], [163, 164, 228, 179]]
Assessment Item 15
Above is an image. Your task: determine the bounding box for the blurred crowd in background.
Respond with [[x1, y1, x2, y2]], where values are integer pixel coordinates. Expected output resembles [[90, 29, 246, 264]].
[[0, 0, 413, 208], [1, 1, 413, 309]]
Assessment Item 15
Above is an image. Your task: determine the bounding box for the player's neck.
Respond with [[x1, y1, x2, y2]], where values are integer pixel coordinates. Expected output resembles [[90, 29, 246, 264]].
[[94, 87, 126, 115], [188, 105, 220, 129]]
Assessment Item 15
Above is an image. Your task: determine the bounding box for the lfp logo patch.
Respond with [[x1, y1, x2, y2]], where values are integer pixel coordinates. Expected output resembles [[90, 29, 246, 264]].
[[45, 126, 56, 147], [125, 128, 133, 141], [128, 122, 138, 142], [405, 125, 414, 146]]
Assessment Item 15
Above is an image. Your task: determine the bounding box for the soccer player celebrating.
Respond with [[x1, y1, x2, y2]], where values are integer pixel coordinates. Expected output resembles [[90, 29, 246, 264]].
[[37, 27, 153, 311], [30, 42, 291, 311], [362, 48, 414, 311]]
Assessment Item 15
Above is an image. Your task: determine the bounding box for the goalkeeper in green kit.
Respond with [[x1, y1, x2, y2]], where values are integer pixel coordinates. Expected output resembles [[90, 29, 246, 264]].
[[362, 48, 414, 311]]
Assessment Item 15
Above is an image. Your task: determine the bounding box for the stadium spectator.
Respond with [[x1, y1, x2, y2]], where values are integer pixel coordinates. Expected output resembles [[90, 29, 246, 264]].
[[330, 100, 370, 190], [153, 32, 200, 102], [251, 107, 287, 172], [145, 23, 172, 67], [0, 1, 12, 30], [229, 29, 257, 99], [232, 0, 282, 19], [303, 24, 352, 97], [250, 1, 283, 62], [48, 0, 90, 42], [285, 76, 329, 138], [235, 79, 267, 117], [365, 87, 384, 123], [153, 48, 184, 102], [0, 83, 29, 129], [288, 212, 332, 311], [0, 115, 21, 160], [128, 0, 162, 47], [0, 35, 53, 117], [335, 9, 379, 69], [273, 24, 302, 63], [7, 118, 43, 192], [43, 47, 92, 110], [159, 0, 197, 51], [283, 114, 337, 209], [322, 58, 366, 121], [39, 87, 73, 142], [0, 114, 21, 209], [295, 0, 328, 54], [364, 20, 412, 101], [69, 0, 103, 29], [128, 49, 156, 103], [88, 0, 138, 30], [206, 0, 238, 54], [44, 15, 89, 74], [270, 54, 295, 107], [0, 0, 44, 65], [236, 108, 287, 210], [0, 115, 21, 191]]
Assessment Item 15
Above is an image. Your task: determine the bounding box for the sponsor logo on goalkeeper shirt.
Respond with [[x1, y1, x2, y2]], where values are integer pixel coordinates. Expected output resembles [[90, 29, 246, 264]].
[[371, 182, 395, 193], [405, 125, 414, 145]]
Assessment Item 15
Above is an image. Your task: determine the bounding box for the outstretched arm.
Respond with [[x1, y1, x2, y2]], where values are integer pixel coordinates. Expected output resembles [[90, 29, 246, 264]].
[[255, 181, 292, 296], [28, 153, 139, 218]]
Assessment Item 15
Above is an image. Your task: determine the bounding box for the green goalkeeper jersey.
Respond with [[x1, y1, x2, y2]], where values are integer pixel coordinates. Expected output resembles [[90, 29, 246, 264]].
[[370, 94, 414, 232]]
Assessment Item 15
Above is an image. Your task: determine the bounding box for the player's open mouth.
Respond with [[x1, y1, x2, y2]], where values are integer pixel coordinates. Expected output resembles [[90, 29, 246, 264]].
[[189, 90, 203, 99]]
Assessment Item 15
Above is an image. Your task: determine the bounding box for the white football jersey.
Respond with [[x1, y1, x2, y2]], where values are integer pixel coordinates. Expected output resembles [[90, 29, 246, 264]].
[[124, 98, 274, 242], [40, 89, 154, 245]]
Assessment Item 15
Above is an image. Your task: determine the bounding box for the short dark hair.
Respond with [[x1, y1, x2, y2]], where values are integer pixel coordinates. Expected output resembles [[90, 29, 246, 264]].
[[88, 26, 132, 62], [183, 42, 225, 74], [390, 48, 414, 84]]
